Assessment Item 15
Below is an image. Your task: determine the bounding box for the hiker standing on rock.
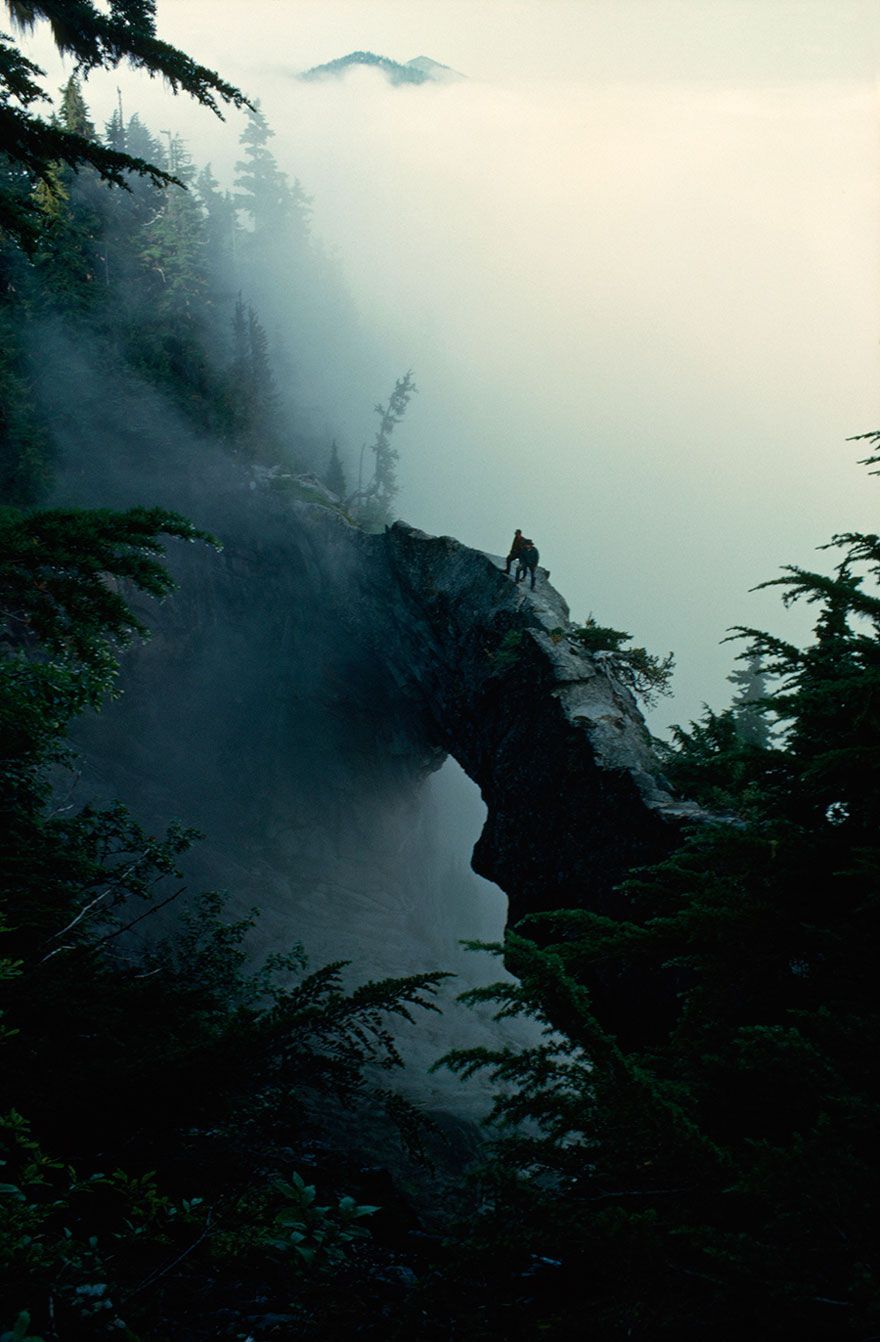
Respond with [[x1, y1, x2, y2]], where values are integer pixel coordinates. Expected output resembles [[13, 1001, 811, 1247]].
[[516, 539, 540, 590], [504, 529, 526, 575]]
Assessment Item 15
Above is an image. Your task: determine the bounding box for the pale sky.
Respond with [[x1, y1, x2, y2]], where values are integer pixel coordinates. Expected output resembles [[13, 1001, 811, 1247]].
[[17, 1, 880, 729]]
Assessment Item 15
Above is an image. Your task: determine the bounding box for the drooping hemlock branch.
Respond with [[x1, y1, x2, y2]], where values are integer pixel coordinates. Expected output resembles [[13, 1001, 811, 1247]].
[[1, 0, 253, 247]]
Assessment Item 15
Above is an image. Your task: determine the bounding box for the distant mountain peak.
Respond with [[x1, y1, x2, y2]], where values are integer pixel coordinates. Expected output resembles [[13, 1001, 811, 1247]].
[[298, 51, 464, 86], [405, 55, 463, 82]]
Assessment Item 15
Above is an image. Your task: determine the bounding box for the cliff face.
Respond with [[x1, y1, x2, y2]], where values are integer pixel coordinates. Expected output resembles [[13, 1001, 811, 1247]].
[[68, 464, 698, 1095], [374, 520, 702, 923], [75, 471, 700, 941]]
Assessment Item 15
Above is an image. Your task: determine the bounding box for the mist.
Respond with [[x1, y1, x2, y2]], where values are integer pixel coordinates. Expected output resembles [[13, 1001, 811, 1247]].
[[13, 0, 880, 1043], [11, 0, 875, 992], [20, 0, 878, 732], [6, 4, 879, 1318], [274, 62, 878, 732]]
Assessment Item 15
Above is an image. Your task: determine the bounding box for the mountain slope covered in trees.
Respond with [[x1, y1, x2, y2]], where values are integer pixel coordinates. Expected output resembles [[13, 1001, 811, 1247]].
[[1, 5, 877, 1339], [298, 51, 462, 85], [0, 65, 405, 523]]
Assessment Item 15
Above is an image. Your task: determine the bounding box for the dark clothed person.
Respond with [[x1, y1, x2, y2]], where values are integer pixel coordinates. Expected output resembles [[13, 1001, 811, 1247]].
[[516, 541, 539, 590]]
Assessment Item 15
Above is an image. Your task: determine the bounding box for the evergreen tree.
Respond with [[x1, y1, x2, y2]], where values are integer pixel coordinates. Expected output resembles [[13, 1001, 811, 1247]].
[[324, 438, 347, 498], [30, 75, 115, 310], [0, 0, 248, 249], [234, 101, 311, 241], [139, 132, 207, 318], [57, 70, 95, 138], [0, 504, 447, 1335], [569, 615, 675, 707], [230, 286, 249, 385], [123, 110, 167, 171], [232, 101, 313, 346], [0, 306, 53, 503], [348, 371, 416, 530], [226, 292, 282, 458], [434, 446, 880, 1340], [102, 100, 125, 154], [247, 302, 278, 413], [196, 162, 240, 284], [0, 19, 357, 496], [121, 127, 240, 428], [94, 110, 166, 312], [727, 653, 771, 747]]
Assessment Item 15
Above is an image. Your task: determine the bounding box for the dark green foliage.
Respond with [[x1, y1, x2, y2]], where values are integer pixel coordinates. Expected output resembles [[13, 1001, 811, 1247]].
[[848, 426, 880, 472], [0, 35, 173, 251], [0, 505, 448, 1336], [0, 54, 409, 504], [657, 655, 783, 816], [21, 76, 116, 316], [432, 451, 880, 1339], [0, 0, 249, 249], [0, 506, 215, 981], [571, 614, 675, 707], [299, 51, 431, 86], [4, 1, 247, 111], [234, 102, 311, 242], [0, 310, 53, 504], [348, 371, 416, 530], [138, 134, 207, 317], [195, 162, 239, 284], [0, 73, 386, 498], [487, 628, 524, 673], [0, 23, 285, 494], [726, 653, 771, 747], [225, 292, 283, 458], [231, 102, 316, 433], [323, 438, 347, 498], [120, 109, 166, 169], [264, 1171, 379, 1265], [0, 1311, 42, 1342], [0, 504, 213, 679], [0, 18, 435, 1335], [658, 704, 785, 817]]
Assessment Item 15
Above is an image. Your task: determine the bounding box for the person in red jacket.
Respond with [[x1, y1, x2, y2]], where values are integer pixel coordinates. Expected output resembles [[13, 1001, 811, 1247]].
[[504, 529, 526, 574]]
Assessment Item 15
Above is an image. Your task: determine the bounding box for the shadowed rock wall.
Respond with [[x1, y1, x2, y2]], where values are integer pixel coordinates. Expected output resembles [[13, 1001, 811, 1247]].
[[374, 521, 703, 923], [74, 471, 699, 943], [63, 451, 702, 1095]]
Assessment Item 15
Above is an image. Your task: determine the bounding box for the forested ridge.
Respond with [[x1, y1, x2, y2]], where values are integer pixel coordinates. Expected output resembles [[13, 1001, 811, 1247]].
[[1, 74, 341, 506], [2, 5, 879, 1339], [298, 51, 431, 85]]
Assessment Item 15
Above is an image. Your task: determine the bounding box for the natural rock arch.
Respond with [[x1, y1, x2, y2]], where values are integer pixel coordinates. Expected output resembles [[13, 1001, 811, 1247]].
[[73, 480, 702, 968], [351, 517, 704, 925]]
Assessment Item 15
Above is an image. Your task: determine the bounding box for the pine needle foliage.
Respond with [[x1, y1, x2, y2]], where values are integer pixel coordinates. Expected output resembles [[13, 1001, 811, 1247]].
[[570, 615, 675, 707], [0, 72, 383, 501], [323, 438, 347, 498], [1, 0, 250, 248], [726, 654, 771, 748], [0, 504, 214, 673], [0, 505, 449, 1337], [431, 450, 880, 1340], [347, 371, 416, 530]]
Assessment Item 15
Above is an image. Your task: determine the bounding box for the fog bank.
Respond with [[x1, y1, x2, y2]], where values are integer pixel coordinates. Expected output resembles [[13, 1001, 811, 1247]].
[[20, 1, 880, 733]]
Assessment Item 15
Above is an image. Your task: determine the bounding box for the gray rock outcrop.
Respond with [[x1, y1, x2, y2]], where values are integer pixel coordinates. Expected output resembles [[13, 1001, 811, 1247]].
[[64, 455, 702, 1100], [373, 520, 703, 923], [74, 468, 699, 942]]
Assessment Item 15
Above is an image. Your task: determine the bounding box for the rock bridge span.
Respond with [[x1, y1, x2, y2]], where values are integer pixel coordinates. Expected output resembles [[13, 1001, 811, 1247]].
[[309, 507, 702, 926], [73, 480, 701, 985]]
